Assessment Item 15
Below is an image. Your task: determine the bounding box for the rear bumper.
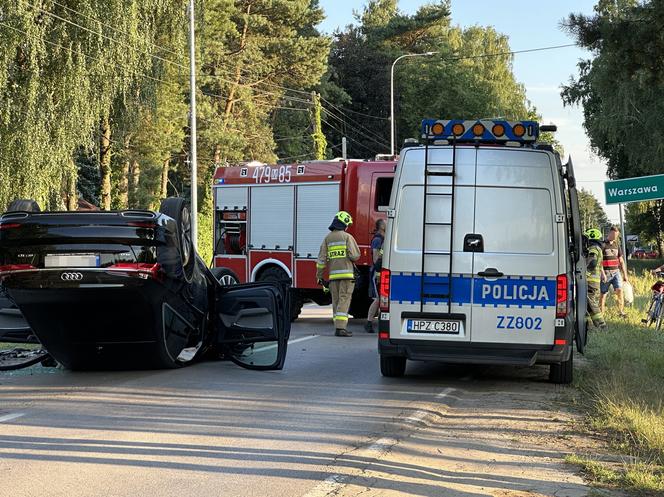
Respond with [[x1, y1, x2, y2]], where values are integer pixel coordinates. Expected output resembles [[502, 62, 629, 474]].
[[378, 315, 574, 366], [379, 340, 568, 366]]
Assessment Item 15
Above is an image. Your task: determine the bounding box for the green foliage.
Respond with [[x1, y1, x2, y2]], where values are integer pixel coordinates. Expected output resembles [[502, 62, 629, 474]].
[[626, 200, 664, 254], [327, 1, 533, 157], [562, 0, 664, 180], [0, 0, 184, 209], [578, 188, 610, 232]]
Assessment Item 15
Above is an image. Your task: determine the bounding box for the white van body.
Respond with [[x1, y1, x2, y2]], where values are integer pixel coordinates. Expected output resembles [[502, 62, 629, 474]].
[[379, 137, 585, 383]]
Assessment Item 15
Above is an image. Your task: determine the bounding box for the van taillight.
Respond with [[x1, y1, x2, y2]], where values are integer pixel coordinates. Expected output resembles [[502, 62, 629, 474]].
[[379, 269, 391, 312], [556, 274, 568, 318], [0, 223, 21, 230]]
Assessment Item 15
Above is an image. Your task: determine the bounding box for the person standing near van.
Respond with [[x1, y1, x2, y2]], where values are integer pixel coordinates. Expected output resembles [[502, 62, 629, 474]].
[[365, 219, 386, 333], [600, 226, 629, 317], [317, 211, 360, 337], [585, 228, 607, 330]]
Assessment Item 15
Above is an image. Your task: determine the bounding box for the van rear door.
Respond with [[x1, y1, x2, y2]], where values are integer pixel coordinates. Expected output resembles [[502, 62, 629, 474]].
[[388, 146, 476, 342], [470, 149, 558, 345]]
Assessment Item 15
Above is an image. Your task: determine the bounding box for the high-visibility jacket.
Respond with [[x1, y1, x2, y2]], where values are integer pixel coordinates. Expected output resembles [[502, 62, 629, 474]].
[[586, 242, 603, 286], [602, 239, 622, 271], [316, 230, 361, 281]]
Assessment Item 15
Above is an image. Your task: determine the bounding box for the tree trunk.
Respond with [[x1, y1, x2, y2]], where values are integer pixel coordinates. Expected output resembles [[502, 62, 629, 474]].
[[117, 136, 131, 209], [63, 161, 78, 211], [223, 3, 252, 123], [129, 161, 141, 208], [99, 116, 112, 210], [160, 159, 170, 199]]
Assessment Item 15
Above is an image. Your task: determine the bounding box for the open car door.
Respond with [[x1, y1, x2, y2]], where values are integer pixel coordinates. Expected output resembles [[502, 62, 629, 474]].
[[214, 281, 291, 370], [566, 157, 588, 354]]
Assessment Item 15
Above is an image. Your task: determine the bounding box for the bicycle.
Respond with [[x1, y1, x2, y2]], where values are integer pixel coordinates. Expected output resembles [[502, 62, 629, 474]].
[[643, 273, 664, 330]]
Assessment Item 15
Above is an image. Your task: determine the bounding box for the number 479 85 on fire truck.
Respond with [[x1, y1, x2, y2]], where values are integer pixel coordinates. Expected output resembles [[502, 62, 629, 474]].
[[211, 158, 396, 320]]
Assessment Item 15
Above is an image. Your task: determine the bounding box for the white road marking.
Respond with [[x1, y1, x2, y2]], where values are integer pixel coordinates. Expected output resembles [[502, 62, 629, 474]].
[[301, 475, 348, 497], [288, 335, 319, 345], [253, 335, 320, 353], [0, 412, 25, 423], [300, 388, 457, 497]]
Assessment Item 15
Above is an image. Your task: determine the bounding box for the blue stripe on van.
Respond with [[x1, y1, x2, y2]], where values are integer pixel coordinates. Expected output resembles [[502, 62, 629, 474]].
[[390, 273, 556, 308]]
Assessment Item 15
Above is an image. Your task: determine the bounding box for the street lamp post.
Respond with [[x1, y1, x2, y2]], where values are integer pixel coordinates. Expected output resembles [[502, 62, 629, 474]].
[[188, 0, 198, 248], [390, 52, 437, 157]]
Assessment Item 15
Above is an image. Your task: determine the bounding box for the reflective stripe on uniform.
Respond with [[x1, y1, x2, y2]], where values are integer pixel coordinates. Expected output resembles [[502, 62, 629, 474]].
[[316, 262, 326, 269], [328, 243, 348, 260], [329, 269, 354, 280], [587, 276, 601, 284], [334, 312, 349, 322]]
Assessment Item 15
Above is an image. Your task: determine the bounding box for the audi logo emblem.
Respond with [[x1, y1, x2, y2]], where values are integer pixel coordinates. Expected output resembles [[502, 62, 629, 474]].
[[60, 272, 83, 281]]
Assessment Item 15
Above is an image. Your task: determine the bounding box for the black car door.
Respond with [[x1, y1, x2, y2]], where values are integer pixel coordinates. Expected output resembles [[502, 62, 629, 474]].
[[566, 156, 588, 354], [213, 280, 291, 370]]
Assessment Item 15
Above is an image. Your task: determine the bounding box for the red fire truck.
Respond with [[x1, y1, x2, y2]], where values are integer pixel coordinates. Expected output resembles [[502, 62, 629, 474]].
[[211, 159, 396, 320]]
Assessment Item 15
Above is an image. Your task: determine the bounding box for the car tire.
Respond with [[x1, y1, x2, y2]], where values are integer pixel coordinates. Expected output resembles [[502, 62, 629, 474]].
[[257, 266, 301, 322], [549, 348, 573, 384], [211, 267, 240, 286], [380, 355, 406, 377], [159, 197, 195, 281], [7, 199, 41, 212]]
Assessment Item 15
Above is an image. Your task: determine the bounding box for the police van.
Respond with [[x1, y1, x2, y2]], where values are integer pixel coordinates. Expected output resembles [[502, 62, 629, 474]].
[[378, 119, 587, 384]]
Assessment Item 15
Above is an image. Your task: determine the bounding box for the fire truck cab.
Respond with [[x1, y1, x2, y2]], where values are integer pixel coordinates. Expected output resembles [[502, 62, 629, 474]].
[[212, 159, 396, 320]]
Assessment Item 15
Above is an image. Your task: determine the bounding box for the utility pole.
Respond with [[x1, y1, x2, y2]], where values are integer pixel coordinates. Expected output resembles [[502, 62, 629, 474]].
[[342, 137, 347, 160], [188, 0, 198, 248]]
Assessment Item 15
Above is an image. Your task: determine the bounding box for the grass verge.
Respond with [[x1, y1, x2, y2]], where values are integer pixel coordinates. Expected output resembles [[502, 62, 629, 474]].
[[568, 260, 664, 494]]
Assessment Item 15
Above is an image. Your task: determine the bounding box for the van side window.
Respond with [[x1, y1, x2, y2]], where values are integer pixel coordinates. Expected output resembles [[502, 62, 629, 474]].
[[375, 177, 394, 209]]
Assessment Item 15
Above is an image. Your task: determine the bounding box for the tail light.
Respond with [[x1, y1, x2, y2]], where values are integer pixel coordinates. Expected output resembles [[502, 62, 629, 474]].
[[556, 274, 568, 318], [0, 264, 36, 275], [379, 269, 391, 312], [108, 263, 162, 280], [0, 223, 21, 230]]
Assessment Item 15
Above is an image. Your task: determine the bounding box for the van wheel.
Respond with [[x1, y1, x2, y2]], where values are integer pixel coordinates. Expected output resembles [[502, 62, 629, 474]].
[[380, 355, 406, 377], [549, 348, 573, 384]]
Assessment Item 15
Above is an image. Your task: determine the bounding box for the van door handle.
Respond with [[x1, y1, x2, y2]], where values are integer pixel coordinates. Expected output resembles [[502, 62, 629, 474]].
[[478, 268, 504, 278]]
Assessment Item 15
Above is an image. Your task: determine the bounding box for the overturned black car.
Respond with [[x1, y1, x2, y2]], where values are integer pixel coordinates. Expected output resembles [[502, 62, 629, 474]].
[[0, 198, 291, 370]]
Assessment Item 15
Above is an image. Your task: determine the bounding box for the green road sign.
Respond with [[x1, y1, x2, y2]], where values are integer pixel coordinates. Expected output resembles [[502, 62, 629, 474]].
[[604, 174, 664, 204]]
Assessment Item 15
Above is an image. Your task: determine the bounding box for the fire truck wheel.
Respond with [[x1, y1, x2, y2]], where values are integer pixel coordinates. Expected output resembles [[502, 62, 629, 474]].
[[7, 199, 41, 212], [211, 267, 239, 286], [159, 197, 195, 281], [258, 267, 302, 321]]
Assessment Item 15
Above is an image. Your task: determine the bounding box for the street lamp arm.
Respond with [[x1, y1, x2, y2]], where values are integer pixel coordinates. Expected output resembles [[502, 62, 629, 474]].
[[390, 52, 439, 156]]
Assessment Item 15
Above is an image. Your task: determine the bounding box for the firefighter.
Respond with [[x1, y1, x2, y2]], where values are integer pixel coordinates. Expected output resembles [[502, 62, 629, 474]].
[[317, 211, 361, 337], [585, 228, 607, 330]]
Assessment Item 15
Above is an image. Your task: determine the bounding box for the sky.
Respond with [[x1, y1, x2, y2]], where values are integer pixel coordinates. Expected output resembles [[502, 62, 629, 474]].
[[317, 0, 620, 222]]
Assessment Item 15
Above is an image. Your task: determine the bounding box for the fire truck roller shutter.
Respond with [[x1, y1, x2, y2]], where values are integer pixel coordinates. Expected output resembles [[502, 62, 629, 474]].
[[296, 184, 340, 258], [215, 186, 248, 211], [250, 186, 294, 250]]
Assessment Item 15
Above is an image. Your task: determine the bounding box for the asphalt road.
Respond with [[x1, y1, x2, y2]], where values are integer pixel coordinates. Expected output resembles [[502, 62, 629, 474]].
[[0, 305, 589, 497]]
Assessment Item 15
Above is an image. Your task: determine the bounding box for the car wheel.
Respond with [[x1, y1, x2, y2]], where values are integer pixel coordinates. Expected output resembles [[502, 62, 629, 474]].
[[549, 348, 573, 384], [380, 355, 406, 377], [7, 199, 41, 212], [211, 267, 240, 286], [159, 197, 195, 280]]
